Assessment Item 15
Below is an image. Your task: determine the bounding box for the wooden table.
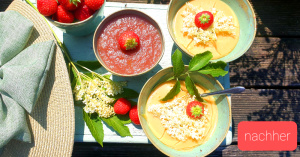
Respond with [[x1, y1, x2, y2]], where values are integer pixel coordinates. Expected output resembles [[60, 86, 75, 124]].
[[72, 0, 300, 156], [2, 0, 299, 156]]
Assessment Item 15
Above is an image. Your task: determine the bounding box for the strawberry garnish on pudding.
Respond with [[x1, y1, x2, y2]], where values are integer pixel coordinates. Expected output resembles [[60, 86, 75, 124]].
[[186, 101, 204, 119], [194, 11, 214, 30], [118, 31, 140, 51]]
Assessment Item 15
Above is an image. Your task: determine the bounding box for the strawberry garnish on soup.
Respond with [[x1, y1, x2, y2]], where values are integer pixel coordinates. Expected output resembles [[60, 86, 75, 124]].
[[194, 11, 214, 30], [186, 101, 204, 119], [118, 31, 140, 51]]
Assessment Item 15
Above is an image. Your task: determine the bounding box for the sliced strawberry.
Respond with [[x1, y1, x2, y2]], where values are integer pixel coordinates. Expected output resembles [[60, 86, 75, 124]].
[[195, 11, 214, 30], [56, 5, 74, 23], [118, 31, 140, 51], [186, 101, 204, 119]]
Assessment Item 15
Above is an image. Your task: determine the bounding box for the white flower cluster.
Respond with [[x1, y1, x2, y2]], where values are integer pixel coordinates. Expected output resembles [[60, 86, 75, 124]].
[[148, 94, 209, 141], [181, 2, 236, 44], [73, 74, 126, 118]]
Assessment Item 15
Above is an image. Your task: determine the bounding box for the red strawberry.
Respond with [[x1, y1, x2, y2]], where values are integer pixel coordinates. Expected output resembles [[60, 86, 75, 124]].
[[56, 5, 74, 23], [129, 105, 140, 125], [118, 31, 140, 51], [75, 2, 95, 21], [60, 0, 82, 11], [194, 11, 214, 30], [37, 0, 58, 16], [85, 0, 104, 11], [114, 98, 131, 115], [186, 101, 204, 119]]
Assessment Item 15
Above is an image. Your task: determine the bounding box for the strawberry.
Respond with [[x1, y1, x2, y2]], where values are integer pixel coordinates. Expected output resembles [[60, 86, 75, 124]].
[[56, 5, 75, 23], [129, 105, 140, 125], [186, 101, 204, 119], [37, 0, 58, 16], [118, 31, 140, 51], [194, 11, 214, 30], [114, 98, 131, 115], [85, 0, 104, 11], [75, 2, 95, 21], [60, 0, 82, 11]]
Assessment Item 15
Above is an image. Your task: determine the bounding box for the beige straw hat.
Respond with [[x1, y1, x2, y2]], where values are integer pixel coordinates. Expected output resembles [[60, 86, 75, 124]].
[[0, 0, 75, 156]]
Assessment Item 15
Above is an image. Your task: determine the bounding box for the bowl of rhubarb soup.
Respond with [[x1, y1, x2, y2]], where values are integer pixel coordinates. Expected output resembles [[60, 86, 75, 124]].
[[93, 9, 164, 77]]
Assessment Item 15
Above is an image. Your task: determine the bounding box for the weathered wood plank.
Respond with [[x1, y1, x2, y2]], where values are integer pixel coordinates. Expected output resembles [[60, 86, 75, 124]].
[[230, 37, 300, 87], [231, 89, 300, 142], [72, 142, 300, 157], [249, 0, 300, 37]]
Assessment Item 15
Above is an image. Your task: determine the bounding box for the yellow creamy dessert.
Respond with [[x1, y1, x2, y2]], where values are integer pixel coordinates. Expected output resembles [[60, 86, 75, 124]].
[[144, 80, 218, 151], [174, 0, 240, 59]]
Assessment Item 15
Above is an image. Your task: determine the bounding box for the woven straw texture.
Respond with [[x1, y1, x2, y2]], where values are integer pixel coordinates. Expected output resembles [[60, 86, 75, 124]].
[[0, 0, 75, 156]]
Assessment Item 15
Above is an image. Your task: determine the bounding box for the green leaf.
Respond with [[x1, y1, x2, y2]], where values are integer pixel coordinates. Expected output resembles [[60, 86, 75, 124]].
[[116, 115, 132, 125], [201, 61, 227, 70], [185, 76, 204, 102], [103, 74, 111, 79], [160, 80, 181, 101], [112, 88, 139, 99], [83, 111, 104, 147], [102, 116, 132, 137], [188, 51, 213, 71], [76, 60, 102, 70], [198, 69, 228, 77], [172, 49, 185, 77]]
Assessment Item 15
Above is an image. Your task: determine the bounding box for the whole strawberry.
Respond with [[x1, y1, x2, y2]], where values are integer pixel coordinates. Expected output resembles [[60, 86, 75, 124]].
[[60, 0, 82, 11], [85, 0, 104, 11], [56, 5, 75, 23], [129, 105, 140, 125], [37, 0, 58, 16], [114, 98, 131, 115], [118, 31, 140, 51], [194, 11, 214, 30], [186, 101, 204, 119], [75, 2, 95, 21]]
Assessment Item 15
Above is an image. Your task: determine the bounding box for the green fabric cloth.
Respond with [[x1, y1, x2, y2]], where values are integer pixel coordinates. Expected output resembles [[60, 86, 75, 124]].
[[0, 10, 55, 149]]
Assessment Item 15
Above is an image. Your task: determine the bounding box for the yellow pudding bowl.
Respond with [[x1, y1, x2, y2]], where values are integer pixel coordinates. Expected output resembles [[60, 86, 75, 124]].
[[167, 0, 256, 62], [138, 66, 231, 156]]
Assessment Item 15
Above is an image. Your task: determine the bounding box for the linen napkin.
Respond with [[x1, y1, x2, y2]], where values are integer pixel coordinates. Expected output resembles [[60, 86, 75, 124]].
[[0, 10, 55, 150]]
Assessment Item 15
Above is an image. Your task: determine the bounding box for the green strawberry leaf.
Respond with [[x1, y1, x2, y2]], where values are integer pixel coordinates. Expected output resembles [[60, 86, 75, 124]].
[[188, 51, 213, 71], [172, 49, 185, 77], [101, 116, 132, 137], [76, 60, 102, 71], [83, 111, 104, 147], [112, 88, 139, 99], [160, 80, 181, 101], [198, 69, 228, 77], [201, 61, 227, 70], [185, 76, 204, 102]]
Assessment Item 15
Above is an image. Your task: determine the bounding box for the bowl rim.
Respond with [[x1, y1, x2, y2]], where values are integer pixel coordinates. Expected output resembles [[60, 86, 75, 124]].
[[138, 66, 232, 156], [92, 9, 165, 77], [166, 0, 257, 62], [46, 0, 105, 26]]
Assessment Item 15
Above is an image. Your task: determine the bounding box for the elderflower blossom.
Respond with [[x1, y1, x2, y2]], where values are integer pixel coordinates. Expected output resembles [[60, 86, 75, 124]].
[[148, 94, 209, 141], [181, 2, 236, 44], [73, 74, 126, 118]]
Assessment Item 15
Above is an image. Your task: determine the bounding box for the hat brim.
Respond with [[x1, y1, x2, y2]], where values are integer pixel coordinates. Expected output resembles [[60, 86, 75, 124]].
[[1, 0, 75, 156]]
